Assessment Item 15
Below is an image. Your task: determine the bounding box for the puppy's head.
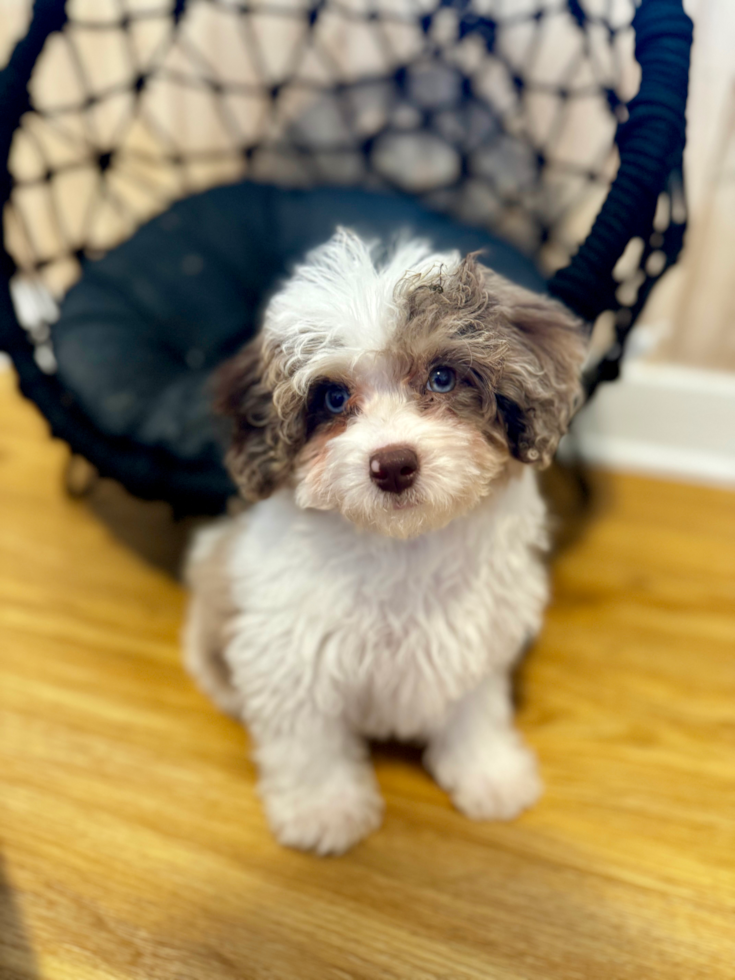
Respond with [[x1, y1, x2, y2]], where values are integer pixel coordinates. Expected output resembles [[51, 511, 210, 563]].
[[217, 230, 587, 538]]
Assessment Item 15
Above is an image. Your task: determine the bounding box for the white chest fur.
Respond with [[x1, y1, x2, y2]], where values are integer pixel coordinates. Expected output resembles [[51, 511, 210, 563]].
[[224, 467, 549, 742]]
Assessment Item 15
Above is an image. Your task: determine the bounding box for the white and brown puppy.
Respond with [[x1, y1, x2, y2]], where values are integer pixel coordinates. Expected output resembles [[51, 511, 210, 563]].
[[184, 229, 586, 855]]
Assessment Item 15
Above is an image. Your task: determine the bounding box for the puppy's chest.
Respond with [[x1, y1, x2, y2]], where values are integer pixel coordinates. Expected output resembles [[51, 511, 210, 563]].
[[293, 527, 539, 737], [336, 559, 495, 736], [233, 487, 548, 737]]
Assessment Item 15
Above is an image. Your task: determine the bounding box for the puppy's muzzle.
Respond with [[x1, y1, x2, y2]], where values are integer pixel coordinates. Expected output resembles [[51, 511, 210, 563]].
[[369, 446, 419, 494]]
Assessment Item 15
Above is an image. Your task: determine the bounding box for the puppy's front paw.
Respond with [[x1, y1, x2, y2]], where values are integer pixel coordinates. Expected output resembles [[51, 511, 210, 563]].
[[261, 771, 384, 856], [427, 739, 542, 822]]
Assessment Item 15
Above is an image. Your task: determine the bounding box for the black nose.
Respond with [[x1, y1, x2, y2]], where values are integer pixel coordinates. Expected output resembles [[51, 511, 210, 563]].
[[369, 446, 419, 494]]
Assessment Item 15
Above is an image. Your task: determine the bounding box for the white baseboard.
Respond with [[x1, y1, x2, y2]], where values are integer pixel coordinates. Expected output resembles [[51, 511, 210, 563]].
[[561, 362, 735, 487]]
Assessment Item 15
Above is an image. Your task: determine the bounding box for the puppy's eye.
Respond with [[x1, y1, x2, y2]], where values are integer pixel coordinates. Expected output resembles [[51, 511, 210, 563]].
[[324, 384, 350, 414], [427, 366, 456, 393]]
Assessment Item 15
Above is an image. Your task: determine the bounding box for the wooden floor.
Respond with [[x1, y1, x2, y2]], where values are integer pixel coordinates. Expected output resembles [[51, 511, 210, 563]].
[[1, 366, 734, 980]]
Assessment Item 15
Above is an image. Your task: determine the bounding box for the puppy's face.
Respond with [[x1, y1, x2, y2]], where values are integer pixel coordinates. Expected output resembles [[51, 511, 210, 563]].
[[217, 231, 587, 539]]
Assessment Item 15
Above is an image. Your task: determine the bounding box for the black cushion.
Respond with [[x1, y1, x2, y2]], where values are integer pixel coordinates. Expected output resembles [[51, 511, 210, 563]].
[[52, 182, 546, 498]]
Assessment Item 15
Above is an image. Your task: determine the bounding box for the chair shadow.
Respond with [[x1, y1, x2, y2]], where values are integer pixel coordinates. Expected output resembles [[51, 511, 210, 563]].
[[65, 457, 208, 579], [0, 855, 39, 980]]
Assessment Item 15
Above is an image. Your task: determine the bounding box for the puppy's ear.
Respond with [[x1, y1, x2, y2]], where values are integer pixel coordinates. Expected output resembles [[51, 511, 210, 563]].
[[489, 270, 588, 467], [215, 336, 304, 501]]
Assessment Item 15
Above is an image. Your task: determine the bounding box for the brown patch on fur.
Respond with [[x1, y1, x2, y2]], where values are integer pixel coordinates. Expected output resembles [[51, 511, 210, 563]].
[[215, 336, 309, 502], [216, 335, 363, 502], [298, 417, 348, 465], [394, 254, 587, 466], [305, 380, 360, 439], [294, 423, 344, 491]]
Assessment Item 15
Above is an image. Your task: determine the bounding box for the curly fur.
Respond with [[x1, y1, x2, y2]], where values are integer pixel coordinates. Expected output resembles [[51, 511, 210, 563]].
[[184, 229, 586, 854]]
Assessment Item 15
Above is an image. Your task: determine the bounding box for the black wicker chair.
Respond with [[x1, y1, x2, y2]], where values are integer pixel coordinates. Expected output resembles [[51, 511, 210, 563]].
[[0, 0, 692, 514]]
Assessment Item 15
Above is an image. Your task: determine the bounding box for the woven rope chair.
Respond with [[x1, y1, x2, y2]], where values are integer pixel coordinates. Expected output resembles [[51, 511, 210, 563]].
[[0, 0, 692, 513]]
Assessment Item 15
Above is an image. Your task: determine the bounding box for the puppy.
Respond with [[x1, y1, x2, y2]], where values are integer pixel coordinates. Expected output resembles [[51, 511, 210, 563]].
[[184, 229, 586, 855]]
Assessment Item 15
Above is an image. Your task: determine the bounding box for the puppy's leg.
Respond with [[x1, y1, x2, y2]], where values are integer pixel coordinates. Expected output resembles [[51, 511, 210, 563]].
[[182, 521, 243, 718], [424, 672, 542, 821], [253, 713, 384, 856]]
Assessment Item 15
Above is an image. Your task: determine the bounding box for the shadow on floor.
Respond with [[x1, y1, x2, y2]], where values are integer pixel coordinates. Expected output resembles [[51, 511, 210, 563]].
[[538, 453, 611, 555], [0, 855, 39, 980], [65, 455, 209, 579], [371, 740, 425, 767]]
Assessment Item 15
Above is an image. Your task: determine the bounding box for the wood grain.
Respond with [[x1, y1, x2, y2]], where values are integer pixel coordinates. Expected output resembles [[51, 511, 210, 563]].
[[0, 366, 733, 980]]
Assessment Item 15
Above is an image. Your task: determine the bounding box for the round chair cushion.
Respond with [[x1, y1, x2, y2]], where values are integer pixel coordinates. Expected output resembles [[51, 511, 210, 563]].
[[52, 182, 546, 501]]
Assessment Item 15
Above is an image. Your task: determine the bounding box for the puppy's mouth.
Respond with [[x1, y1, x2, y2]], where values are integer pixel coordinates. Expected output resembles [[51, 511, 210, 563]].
[[392, 497, 418, 511]]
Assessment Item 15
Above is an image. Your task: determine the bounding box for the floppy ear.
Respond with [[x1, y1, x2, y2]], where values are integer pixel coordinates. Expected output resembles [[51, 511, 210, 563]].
[[488, 270, 588, 467], [215, 336, 305, 502]]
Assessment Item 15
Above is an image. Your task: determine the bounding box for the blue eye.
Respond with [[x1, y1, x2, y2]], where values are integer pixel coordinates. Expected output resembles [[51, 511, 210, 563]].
[[427, 366, 456, 393], [324, 384, 350, 414]]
